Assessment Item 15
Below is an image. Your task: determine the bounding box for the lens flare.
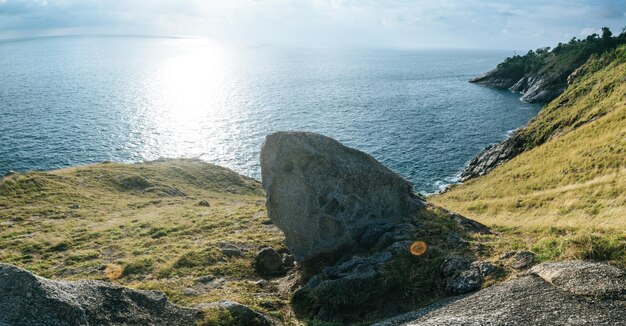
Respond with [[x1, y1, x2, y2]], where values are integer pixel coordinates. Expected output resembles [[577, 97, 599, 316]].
[[410, 241, 427, 256]]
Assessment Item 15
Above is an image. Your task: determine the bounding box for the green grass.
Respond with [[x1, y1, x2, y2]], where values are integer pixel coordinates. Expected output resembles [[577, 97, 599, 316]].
[[433, 46, 626, 268], [0, 159, 296, 324]]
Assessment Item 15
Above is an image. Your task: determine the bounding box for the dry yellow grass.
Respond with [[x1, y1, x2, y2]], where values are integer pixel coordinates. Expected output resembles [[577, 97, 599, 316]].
[[432, 46, 626, 268], [433, 46, 626, 230], [0, 159, 299, 323]]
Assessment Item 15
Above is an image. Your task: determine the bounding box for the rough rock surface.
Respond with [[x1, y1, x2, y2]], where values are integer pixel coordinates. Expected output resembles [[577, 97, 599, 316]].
[[377, 261, 626, 326], [528, 261, 626, 299], [441, 256, 484, 295], [260, 131, 425, 263], [261, 131, 492, 321], [460, 133, 527, 181], [469, 69, 566, 103], [506, 251, 537, 270], [0, 263, 201, 326], [198, 300, 277, 326], [255, 247, 286, 275]]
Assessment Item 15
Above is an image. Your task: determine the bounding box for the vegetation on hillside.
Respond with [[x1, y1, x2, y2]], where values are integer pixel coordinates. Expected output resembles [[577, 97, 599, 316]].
[[433, 45, 626, 267], [0, 159, 298, 323], [495, 26, 626, 87]]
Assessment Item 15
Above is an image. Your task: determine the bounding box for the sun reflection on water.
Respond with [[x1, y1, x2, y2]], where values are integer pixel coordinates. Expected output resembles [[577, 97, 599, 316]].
[[139, 40, 233, 161]]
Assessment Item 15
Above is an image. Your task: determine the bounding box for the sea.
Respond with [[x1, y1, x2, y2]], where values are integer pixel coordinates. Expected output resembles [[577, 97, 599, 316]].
[[0, 36, 541, 194]]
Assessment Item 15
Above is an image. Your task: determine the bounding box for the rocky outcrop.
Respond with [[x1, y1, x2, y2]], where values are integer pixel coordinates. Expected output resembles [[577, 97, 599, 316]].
[[260, 131, 490, 321], [260, 131, 425, 263], [469, 66, 568, 103], [375, 261, 626, 326], [528, 261, 626, 299], [459, 132, 528, 180], [0, 263, 201, 326]]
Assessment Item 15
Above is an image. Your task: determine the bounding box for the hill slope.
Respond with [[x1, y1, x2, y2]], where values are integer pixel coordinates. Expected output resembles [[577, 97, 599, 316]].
[[0, 159, 297, 323], [434, 46, 626, 229]]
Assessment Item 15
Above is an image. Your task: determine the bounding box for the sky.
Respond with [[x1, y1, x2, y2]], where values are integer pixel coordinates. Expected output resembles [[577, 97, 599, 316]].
[[0, 0, 625, 49]]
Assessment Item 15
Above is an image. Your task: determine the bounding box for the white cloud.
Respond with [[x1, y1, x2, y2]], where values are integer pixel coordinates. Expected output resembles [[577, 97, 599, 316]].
[[0, 0, 625, 49]]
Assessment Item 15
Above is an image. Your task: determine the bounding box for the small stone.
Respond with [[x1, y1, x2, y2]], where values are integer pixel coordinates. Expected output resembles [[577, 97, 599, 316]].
[[219, 242, 244, 257], [3, 171, 18, 177], [68, 204, 80, 209], [259, 301, 277, 309], [441, 256, 471, 278], [255, 280, 269, 287], [446, 269, 482, 294], [182, 288, 199, 296], [508, 251, 536, 270], [255, 247, 284, 275], [472, 261, 497, 276], [282, 253, 295, 268], [196, 275, 215, 284], [499, 251, 516, 260], [198, 200, 210, 207]]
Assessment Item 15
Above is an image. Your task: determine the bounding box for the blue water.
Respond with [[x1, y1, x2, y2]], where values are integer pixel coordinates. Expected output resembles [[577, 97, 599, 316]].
[[0, 36, 541, 193]]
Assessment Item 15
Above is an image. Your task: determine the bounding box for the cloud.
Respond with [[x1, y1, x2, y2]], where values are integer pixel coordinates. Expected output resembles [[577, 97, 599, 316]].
[[0, 0, 625, 49]]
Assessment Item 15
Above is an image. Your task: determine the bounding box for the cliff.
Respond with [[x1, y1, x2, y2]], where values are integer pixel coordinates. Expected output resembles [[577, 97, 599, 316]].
[[463, 42, 626, 180], [470, 28, 626, 103]]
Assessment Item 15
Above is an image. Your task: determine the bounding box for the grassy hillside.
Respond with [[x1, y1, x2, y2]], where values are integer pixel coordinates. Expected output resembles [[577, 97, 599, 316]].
[[432, 46, 626, 266], [0, 159, 298, 323]]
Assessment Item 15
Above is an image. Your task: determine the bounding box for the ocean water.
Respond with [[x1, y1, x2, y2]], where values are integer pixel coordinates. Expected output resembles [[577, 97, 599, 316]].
[[0, 36, 541, 193]]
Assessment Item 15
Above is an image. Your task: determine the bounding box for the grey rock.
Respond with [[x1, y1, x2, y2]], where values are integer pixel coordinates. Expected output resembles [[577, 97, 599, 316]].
[[293, 252, 393, 319], [220, 243, 243, 258], [471, 261, 497, 277], [469, 68, 520, 89], [198, 199, 211, 207], [507, 251, 536, 270], [144, 186, 186, 197], [359, 223, 395, 246], [446, 212, 491, 234], [469, 68, 565, 104], [255, 279, 269, 287], [441, 256, 471, 278], [567, 66, 585, 85], [255, 247, 285, 275], [460, 133, 527, 181], [282, 253, 295, 268], [499, 251, 516, 260], [445, 269, 482, 295], [68, 204, 81, 209], [396, 261, 626, 326], [0, 263, 201, 326], [260, 131, 425, 262], [196, 275, 215, 284], [528, 261, 626, 299], [199, 300, 276, 326], [3, 170, 18, 177], [182, 287, 199, 296]]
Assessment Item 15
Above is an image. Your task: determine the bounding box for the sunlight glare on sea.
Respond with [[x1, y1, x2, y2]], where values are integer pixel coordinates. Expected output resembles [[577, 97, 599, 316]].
[[0, 36, 541, 193]]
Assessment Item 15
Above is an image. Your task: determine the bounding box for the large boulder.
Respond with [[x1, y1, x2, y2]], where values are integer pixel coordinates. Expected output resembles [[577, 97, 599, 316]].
[[260, 131, 425, 263], [260, 131, 491, 322], [0, 263, 201, 326], [374, 261, 626, 326]]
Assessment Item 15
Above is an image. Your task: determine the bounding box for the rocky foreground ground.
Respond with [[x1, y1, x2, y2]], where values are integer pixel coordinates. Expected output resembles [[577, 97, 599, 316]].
[[1, 132, 624, 325]]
